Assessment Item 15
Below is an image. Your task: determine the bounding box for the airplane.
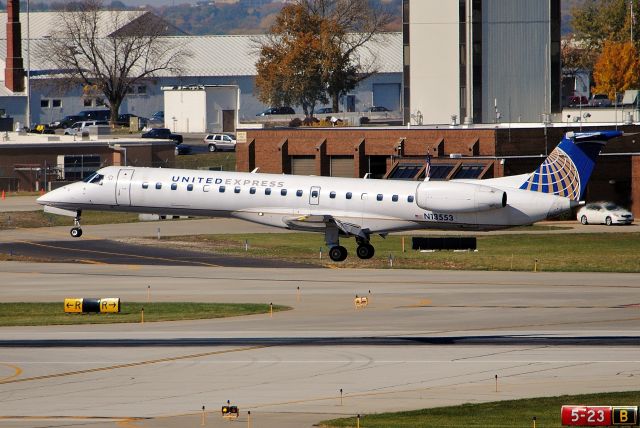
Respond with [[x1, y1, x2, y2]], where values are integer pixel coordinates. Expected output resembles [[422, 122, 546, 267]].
[[37, 130, 622, 262]]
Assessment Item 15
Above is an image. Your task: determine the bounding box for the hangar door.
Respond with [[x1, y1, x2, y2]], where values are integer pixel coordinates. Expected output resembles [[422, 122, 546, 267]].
[[330, 156, 354, 177], [291, 156, 315, 175], [373, 83, 401, 111]]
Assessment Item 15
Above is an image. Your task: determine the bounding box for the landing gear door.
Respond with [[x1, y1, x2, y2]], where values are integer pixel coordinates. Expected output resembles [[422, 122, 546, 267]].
[[309, 186, 321, 205], [115, 169, 134, 206]]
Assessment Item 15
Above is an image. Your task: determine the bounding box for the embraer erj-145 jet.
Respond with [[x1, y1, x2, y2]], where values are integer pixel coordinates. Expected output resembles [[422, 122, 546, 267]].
[[37, 130, 621, 262]]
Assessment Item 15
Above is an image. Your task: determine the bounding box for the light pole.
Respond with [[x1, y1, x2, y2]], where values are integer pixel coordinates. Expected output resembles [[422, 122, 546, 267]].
[[26, 0, 31, 130]]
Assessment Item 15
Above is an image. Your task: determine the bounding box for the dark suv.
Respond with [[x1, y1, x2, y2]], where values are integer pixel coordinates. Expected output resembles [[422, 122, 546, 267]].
[[256, 106, 295, 116], [141, 127, 183, 144]]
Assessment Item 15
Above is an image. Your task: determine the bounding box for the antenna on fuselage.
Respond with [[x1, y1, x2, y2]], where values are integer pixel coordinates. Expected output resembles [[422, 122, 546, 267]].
[[251, 168, 260, 173]]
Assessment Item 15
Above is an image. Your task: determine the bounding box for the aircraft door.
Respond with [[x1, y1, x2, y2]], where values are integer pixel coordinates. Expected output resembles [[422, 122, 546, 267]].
[[309, 186, 320, 205], [115, 168, 134, 206]]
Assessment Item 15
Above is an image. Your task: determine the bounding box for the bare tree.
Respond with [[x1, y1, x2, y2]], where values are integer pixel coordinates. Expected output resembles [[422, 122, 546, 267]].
[[38, 0, 189, 125]]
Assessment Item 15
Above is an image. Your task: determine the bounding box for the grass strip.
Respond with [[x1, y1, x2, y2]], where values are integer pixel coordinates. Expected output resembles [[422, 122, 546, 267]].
[[158, 232, 640, 272], [0, 210, 141, 230], [319, 390, 640, 427], [0, 302, 288, 326]]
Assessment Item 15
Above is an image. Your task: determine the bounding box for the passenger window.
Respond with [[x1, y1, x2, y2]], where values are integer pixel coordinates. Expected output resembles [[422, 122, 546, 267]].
[[155, 183, 162, 190], [311, 190, 318, 197], [234, 186, 241, 193], [330, 191, 336, 199], [346, 192, 352, 199], [281, 189, 287, 196], [296, 190, 303, 197], [377, 194, 383, 201], [392, 195, 398, 202], [219, 185, 226, 193], [171, 183, 177, 190], [142, 182, 149, 189], [187, 184, 193, 191], [250, 187, 256, 194], [265, 188, 271, 195], [407, 195, 414, 203]]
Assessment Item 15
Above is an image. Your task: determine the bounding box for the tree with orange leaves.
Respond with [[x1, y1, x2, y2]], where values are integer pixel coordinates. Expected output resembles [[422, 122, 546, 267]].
[[592, 40, 640, 100]]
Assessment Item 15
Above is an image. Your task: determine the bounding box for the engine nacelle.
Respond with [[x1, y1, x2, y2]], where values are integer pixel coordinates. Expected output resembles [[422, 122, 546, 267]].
[[416, 181, 507, 213]]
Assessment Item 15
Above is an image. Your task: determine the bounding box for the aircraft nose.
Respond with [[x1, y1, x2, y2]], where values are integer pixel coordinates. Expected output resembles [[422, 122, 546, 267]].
[[37, 186, 70, 206]]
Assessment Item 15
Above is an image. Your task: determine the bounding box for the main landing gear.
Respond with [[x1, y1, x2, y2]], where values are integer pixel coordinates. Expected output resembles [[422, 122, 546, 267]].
[[325, 227, 375, 262], [70, 211, 83, 238]]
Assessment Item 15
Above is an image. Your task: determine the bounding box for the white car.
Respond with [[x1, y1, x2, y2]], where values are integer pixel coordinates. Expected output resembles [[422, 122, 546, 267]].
[[204, 133, 236, 152], [64, 120, 108, 135], [577, 202, 634, 226]]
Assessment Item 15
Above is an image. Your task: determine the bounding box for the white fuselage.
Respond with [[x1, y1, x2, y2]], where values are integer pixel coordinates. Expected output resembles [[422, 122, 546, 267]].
[[39, 165, 572, 233]]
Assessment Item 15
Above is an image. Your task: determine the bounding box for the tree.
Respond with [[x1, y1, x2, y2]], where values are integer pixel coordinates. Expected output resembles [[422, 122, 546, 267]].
[[38, 0, 189, 125], [255, 0, 392, 116], [593, 40, 640, 99]]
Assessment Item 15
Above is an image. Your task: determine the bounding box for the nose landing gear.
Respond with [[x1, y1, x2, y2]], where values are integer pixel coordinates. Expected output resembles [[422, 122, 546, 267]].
[[70, 211, 83, 238]]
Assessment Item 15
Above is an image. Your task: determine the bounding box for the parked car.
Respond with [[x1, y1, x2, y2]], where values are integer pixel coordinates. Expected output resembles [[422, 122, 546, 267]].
[[203, 133, 236, 152], [147, 111, 164, 128], [141, 127, 183, 144], [256, 106, 295, 116], [78, 109, 111, 121], [50, 114, 82, 129], [567, 95, 588, 107], [367, 106, 391, 112], [577, 202, 634, 225], [588, 94, 612, 107], [316, 107, 340, 114], [175, 143, 192, 155], [63, 120, 109, 135]]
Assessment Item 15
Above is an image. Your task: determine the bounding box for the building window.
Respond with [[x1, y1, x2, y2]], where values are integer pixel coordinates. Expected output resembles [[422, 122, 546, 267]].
[[40, 99, 50, 108], [83, 98, 93, 107], [171, 183, 177, 190], [281, 189, 287, 196], [250, 187, 256, 194], [219, 185, 226, 193], [52, 99, 62, 108], [296, 190, 303, 197], [407, 195, 414, 203], [61, 154, 102, 180], [187, 184, 193, 191], [392, 195, 399, 202], [265, 188, 271, 195], [234, 186, 241, 193], [346, 192, 352, 199], [138, 85, 147, 94], [142, 182, 149, 189], [330, 191, 336, 199]]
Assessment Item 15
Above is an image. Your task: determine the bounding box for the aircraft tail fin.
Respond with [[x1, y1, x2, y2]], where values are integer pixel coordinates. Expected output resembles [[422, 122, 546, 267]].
[[519, 130, 622, 201]]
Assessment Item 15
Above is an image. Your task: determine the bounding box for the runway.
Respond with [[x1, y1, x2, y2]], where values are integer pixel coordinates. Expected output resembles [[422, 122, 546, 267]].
[[1, 262, 639, 427]]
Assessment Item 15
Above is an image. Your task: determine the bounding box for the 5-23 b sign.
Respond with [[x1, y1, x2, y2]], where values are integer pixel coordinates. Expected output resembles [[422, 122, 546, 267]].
[[561, 406, 639, 426]]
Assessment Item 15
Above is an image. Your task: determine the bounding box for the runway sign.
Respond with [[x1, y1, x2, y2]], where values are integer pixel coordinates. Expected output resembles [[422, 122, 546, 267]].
[[561, 406, 612, 426], [64, 298, 120, 314], [64, 298, 83, 313], [100, 298, 121, 313], [222, 405, 239, 418], [612, 406, 638, 425]]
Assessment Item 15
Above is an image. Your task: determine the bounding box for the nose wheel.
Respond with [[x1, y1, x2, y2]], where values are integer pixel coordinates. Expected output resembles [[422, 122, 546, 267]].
[[70, 212, 83, 238]]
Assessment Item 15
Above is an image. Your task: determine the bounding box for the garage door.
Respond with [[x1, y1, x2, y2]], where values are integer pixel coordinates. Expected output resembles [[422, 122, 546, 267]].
[[330, 156, 354, 177], [373, 83, 401, 111], [291, 156, 316, 175]]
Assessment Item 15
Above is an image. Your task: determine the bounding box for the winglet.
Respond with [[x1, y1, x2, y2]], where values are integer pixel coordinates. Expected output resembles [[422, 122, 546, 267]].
[[519, 130, 621, 201]]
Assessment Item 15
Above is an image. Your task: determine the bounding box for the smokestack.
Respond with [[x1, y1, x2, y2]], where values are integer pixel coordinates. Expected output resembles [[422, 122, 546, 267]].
[[5, 0, 25, 93]]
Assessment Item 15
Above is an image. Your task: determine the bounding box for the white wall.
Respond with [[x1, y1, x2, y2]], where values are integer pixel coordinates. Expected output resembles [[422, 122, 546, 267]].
[[164, 86, 239, 133], [409, 0, 460, 125]]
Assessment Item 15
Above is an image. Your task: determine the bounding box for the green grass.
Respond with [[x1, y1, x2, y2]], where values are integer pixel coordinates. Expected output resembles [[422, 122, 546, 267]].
[[0, 210, 141, 230], [174, 151, 236, 171], [319, 391, 640, 427], [0, 302, 289, 326], [159, 232, 640, 272]]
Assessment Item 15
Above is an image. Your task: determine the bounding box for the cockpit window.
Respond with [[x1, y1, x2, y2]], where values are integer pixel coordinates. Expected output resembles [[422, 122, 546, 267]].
[[83, 173, 103, 184]]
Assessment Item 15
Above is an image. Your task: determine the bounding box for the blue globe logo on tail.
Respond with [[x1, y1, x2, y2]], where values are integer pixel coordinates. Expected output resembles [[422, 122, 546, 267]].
[[519, 131, 622, 201]]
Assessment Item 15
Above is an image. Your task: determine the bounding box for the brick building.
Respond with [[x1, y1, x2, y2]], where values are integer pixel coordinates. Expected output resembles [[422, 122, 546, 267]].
[[237, 125, 640, 216]]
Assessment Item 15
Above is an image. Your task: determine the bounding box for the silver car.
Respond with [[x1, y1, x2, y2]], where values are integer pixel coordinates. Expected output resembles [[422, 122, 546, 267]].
[[204, 133, 236, 152], [577, 202, 634, 226]]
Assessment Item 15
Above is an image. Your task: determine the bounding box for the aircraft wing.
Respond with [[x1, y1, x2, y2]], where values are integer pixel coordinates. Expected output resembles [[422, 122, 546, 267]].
[[284, 214, 369, 239]]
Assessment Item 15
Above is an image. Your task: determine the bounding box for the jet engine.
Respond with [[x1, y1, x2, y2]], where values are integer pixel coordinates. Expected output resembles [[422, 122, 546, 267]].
[[416, 181, 507, 213]]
